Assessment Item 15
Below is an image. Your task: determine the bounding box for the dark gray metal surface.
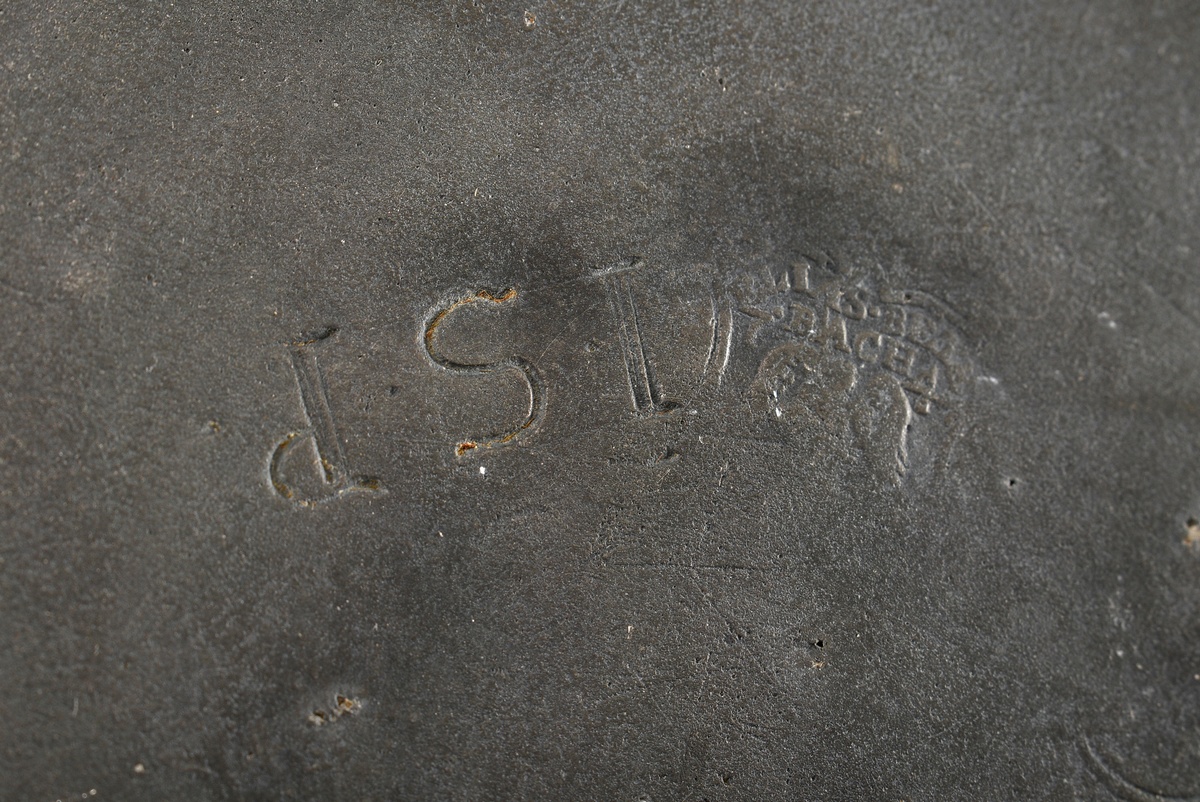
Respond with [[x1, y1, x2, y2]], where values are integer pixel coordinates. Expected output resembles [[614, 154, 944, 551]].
[[2, 2, 1199, 799]]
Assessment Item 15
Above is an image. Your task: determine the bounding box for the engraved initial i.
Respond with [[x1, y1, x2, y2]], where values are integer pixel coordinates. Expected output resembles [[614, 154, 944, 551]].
[[596, 262, 680, 415], [595, 261, 732, 416]]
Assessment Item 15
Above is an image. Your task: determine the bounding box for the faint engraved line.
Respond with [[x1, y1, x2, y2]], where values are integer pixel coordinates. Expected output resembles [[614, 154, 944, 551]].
[[614, 562, 764, 572], [423, 288, 546, 456], [1082, 737, 1200, 802], [686, 565, 788, 698], [0, 276, 35, 300]]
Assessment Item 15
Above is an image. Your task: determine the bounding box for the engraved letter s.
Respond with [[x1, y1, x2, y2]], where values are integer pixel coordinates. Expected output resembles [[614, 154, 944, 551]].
[[423, 289, 546, 456]]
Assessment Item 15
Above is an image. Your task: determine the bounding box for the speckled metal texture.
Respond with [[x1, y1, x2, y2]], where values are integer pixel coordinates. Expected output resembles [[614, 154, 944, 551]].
[[2, 2, 1199, 800]]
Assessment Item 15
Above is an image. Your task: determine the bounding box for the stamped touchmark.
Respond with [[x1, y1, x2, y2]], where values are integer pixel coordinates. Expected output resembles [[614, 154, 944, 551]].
[[728, 251, 977, 484]]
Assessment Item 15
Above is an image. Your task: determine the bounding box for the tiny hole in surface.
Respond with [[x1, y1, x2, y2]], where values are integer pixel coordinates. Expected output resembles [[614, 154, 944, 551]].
[[1185, 518, 1200, 546]]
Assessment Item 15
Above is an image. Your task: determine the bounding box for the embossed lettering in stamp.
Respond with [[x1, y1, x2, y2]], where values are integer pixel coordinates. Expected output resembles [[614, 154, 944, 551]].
[[726, 251, 977, 484]]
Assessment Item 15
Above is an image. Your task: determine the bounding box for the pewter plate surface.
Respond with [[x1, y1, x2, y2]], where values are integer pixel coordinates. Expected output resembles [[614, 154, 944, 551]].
[[1, 2, 1199, 800]]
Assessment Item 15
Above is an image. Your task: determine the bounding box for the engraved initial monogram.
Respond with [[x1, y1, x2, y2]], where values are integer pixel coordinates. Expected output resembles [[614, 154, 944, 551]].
[[269, 331, 383, 506], [265, 250, 977, 504]]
